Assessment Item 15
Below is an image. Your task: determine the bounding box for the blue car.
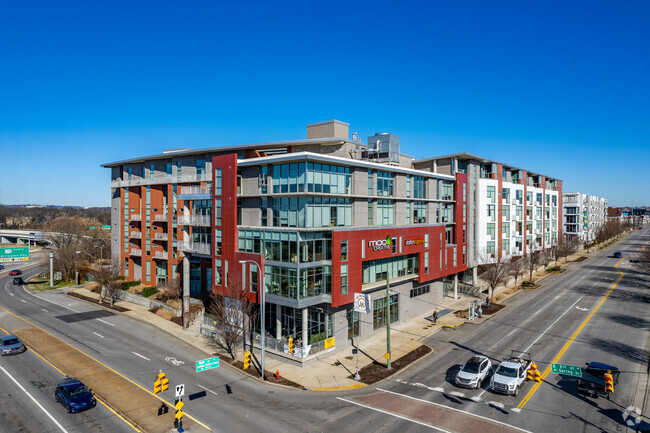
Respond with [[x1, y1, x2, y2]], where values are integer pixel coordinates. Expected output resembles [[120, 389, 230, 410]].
[[55, 378, 96, 413], [0, 335, 26, 356]]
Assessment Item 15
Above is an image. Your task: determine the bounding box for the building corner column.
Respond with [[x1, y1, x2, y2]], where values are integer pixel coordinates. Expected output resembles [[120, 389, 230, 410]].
[[275, 304, 282, 340], [453, 274, 459, 299], [183, 255, 190, 329], [302, 308, 308, 349]]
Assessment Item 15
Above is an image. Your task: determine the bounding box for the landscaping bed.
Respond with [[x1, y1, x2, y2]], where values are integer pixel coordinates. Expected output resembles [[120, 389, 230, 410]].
[[455, 302, 505, 318], [349, 345, 432, 385], [67, 290, 130, 312]]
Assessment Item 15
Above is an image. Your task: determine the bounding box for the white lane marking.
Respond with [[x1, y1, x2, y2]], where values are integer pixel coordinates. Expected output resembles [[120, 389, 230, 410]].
[[25, 291, 80, 313], [450, 391, 465, 398], [93, 332, 105, 338], [97, 319, 115, 327], [523, 296, 584, 353], [337, 397, 450, 431], [512, 407, 522, 413], [430, 386, 444, 392], [9, 293, 14, 297], [488, 401, 505, 408], [42, 309, 48, 312], [532, 309, 542, 316], [507, 329, 517, 337], [575, 306, 588, 311], [376, 389, 532, 433], [413, 382, 428, 388], [476, 387, 489, 400], [197, 384, 218, 396], [0, 366, 69, 433], [470, 396, 481, 402], [20, 299, 26, 303], [132, 352, 150, 361], [554, 295, 561, 299]]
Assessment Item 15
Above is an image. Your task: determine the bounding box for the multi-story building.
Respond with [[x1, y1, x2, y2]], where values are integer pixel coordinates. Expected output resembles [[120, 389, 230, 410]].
[[103, 120, 468, 362], [412, 153, 562, 281], [562, 193, 608, 243]]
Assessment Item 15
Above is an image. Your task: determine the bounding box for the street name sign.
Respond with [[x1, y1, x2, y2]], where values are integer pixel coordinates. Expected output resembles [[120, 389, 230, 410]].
[[0, 246, 29, 262], [551, 363, 582, 377], [196, 356, 220, 372]]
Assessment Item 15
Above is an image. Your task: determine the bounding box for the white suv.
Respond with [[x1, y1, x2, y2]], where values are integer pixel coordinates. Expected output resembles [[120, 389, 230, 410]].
[[455, 355, 492, 389]]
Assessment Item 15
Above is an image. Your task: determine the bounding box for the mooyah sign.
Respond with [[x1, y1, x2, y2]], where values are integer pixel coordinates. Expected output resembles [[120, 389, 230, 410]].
[[368, 236, 392, 251]]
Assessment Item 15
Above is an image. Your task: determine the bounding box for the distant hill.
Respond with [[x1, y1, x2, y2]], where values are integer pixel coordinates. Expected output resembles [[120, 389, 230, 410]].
[[0, 205, 110, 229]]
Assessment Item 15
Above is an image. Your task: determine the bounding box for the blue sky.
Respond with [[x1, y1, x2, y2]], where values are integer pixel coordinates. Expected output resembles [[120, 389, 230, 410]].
[[1, 0, 648, 207]]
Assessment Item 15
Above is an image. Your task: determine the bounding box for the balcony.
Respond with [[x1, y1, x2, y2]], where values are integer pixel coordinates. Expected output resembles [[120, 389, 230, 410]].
[[130, 248, 142, 256], [179, 241, 212, 255], [129, 231, 141, 239], [153, 251, 168, 260], [180, 185, 209, 195], [130, 214, 142, 221], [179, 215, 212, 227], [153, 233, 168, 241], [154, 214, 169, 223]]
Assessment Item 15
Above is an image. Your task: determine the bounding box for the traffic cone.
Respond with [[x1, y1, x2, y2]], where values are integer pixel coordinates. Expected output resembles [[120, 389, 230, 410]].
[[275, 369, 280, 379]]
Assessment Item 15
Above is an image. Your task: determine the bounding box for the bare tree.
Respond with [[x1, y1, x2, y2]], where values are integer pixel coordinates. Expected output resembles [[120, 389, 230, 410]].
[[540, 248, 553, 269], [208, 275, 258, 360], [510, 256, 526, 288], [479, 251, 511, 303], [161, 278, 182, 300], [524, 244, 543, 283], [94, 257, 123, 306], [636, 248, 650, 275]]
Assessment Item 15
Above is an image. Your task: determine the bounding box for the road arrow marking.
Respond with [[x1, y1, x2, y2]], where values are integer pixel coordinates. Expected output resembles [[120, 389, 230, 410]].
[[575, 306, 588, 311]]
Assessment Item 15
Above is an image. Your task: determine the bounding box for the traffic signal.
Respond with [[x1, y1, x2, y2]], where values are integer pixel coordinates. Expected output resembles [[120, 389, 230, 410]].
[[288, 336, 294, 355], [526, 368, 533, 381], [154, 372, 169, 394], [604, 371, 614, 394], [534, 369, 541, 382], [243, 350, 251, 370]]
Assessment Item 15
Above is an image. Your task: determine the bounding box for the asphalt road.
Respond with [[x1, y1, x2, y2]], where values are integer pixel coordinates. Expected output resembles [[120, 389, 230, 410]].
[[1, 231, 648, 433], [329, 228, 650, 433]]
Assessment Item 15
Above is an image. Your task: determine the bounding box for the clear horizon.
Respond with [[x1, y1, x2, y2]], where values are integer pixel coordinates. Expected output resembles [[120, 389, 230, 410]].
[[1, 1, 648, 207]]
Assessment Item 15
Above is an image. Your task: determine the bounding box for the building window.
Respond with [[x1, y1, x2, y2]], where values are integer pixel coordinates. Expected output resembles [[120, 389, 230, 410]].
[[250, 263, 258, 293], [341, 264, 348, 295], [413, 202, 426, 224], [362, 239, 365, 259], [487, 223, 495, 240], [373, 295, 399, 330], [453, 246, 457, 267], [503, 188, 510, 204], [367, 200, 373, 225], [424, 233, 429, 249], [424, 251, 429, 274], [261, 198, 267, 227], [196, 159, 205, 178], [376, 171, 394, 197], [410, 284, 430, 298], [215, 229, 222, 256], [502, 222, 510, 236], [516, 190, 523, 204], [146, 261, 151, 281], [406, 175, 411, 198], [406, 201, 411, 224], [412, 176, 426, 199], [362, 254, 418, 284], [486, 241, 495, 258], [463, 245, 466, 264], [502, 239, 510, 254], [487, 205, 496, 222], [215, 259, 222, 285], [503, 205, 511, 221], [124, 258, 129, 277], [441, 181, 453, 200], [214, 199, 222, 226], [446, 226, 454, 245], [341, 241, 348, 262], [347, 309, 360, 339], [487, 186, 496, 203], [377, 200, 394, 225], [215, 168, 222, 196]]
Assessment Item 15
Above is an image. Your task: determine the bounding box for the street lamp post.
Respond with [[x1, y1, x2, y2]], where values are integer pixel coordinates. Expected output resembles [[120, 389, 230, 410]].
[[239, 260, 265, 380]]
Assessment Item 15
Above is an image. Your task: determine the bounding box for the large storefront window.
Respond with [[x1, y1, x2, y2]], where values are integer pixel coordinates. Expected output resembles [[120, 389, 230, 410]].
[[362, 254, 418, 285], [299, 266, 331, 298], [347, 308, 360, 339], [308, 308, 333, 344], [373, 294, 399, 330], [271, 162, 351, 195]]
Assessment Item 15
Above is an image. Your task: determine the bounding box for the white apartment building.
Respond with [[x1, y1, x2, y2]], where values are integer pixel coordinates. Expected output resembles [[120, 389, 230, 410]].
[[563, 192, 608, 243]]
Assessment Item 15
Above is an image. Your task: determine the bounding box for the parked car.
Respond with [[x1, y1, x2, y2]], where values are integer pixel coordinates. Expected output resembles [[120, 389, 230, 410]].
[[1, 335, 26, 356], [578, 361, 619, 399], [455, 356, 492, 389], [613, 252, 622, 258], [12, 277, 24, 285], [55, 378, 96, 413], [9, 269, 22, 276], [0, 264, 4, 270], [490, 350, 532, 396]]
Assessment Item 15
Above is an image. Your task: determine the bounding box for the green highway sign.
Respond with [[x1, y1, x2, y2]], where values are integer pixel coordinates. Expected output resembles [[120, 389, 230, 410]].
[[551, 363, 582, 377], [0, 246, 30, 262], [196, 356, 220, 372]]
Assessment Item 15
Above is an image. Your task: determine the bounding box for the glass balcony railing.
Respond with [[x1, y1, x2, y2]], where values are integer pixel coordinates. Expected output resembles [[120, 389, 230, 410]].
[[179, 241, 211, 255]]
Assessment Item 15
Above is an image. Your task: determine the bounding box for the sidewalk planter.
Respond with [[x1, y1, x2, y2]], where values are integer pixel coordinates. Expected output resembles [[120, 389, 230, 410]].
[[114, 290, 180, 317]]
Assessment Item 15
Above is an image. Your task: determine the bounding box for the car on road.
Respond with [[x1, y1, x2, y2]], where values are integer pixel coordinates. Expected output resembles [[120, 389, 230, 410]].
[[0, 264, 4, 270], [1, 335, 26, 356], [578, 361, 619, 399], [55, 378, 96, 413], [12, 277, 24, 285], [455, 355, 492, 389], [613, 251, 622, 258], [9, 269, 22, 275], [490, 350, 532, 396]]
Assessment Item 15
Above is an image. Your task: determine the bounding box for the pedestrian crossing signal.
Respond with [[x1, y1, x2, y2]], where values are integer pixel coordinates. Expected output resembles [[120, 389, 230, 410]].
[[604, 371, 614, 394]]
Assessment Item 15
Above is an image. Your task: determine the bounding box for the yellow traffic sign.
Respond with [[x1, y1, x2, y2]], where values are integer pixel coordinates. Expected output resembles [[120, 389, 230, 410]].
[[174, 400, 184, 411], [175, 410, 184, 420]]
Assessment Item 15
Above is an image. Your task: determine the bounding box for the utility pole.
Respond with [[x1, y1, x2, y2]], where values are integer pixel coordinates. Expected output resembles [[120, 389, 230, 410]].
[[49, 252, 54, 287], [386, 272, 391, 370]]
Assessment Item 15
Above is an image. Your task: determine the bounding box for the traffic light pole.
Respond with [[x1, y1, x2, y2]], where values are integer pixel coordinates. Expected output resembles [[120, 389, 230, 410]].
[[386, 272, 391, 370]]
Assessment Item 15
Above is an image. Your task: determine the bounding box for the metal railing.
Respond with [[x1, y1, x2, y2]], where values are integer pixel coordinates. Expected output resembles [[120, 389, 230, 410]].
[[179, 215, 212, 226], [154, 233, 168, 241], [180, 185, 209, 195], [179, 241, 211, 255], [153, 251, 168, 260], [129, 231, 141, 239], [130, 214, 142, 221], [130, 248, 142, 256], [154, 214, 168, 222]]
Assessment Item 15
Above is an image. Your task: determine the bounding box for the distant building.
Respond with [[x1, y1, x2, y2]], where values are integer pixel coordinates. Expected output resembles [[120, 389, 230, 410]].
[[562, 193, 607, 243]]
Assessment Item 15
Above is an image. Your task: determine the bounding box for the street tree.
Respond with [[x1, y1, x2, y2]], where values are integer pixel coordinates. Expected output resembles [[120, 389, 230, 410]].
[[636, 248, 650, 275], [524, 244, 543, 283], [94, 257, 123, 307], [208, 274, 258, 360], [510, 256, 527, 288], [479, 250, 511, 303]]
